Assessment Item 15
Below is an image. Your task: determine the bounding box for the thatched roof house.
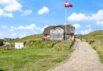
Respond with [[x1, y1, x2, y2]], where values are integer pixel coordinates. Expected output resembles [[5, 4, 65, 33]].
[[43, 24, 75, 40]]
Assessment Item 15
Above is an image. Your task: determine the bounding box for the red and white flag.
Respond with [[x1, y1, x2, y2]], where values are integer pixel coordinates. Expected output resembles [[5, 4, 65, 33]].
[[64, 0, 72, 8]]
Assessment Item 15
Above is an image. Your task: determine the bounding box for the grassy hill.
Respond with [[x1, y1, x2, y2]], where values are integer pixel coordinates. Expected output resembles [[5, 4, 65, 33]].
[[81, 30, 103, 41], [81, 30, 103, 63], [6, 34, 43, 43], [0, 34, 73, 71]]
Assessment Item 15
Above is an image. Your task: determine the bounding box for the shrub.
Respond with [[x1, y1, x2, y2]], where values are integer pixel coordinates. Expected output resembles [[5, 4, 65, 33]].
[[0, 39, 3, 46]]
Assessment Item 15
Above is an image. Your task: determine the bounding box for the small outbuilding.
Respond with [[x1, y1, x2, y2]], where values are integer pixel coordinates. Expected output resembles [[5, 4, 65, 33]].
[[15, 42, 24, 49], [43, 24, 75, 40]]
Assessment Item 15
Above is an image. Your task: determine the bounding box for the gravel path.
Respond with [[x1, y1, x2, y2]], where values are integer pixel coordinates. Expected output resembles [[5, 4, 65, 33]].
[[48, 40, 103, 71]]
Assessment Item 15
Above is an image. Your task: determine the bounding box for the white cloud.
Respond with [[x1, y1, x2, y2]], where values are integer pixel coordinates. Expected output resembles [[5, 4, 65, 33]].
[[18, 34, 26, 38], [38, 6, 50, 15], [68, 9, 103, 23], [0, 36, 4, 39], [9, 24, 42, 32], [0, 33, 7, 39], [1, 25, 7, 29], [35, 27, 41, 30], [0, 9, 4, 16], [4, 1, 22, 12], [0, 24, 43, 38], [97, 20, 103, 25], [0, 33, 4, 39], [68, 13, 88, 21], [0, 9, 13, 17], [10, 33, 26, 38], [22, 9, 32, 16], [0, 0, 22, 17], [9, 24, 42, 38], [80, 28, 92, 34], [41, 25, 48, 32], [86, 24, 91, 28], [17, 24, 35, 30], [15, 24, 36, 30], [91, 10, 103, 21], [8, 23, 41, 38], [0, 0, 11, 4], [73, 24, 80, 29], [4, 13, 13, 17]]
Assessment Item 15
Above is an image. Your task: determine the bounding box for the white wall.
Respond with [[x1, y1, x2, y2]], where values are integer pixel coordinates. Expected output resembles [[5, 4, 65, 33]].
[[50, 28, 64, 40], [15, 42, 24, 49]]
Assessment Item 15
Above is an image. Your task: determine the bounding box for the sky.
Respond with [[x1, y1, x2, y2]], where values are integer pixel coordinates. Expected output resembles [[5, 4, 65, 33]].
[[0, 0, 103, 38]]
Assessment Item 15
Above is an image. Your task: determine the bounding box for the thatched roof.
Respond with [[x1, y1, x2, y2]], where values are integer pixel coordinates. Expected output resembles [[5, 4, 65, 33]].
[[43, 24, 75, 35]]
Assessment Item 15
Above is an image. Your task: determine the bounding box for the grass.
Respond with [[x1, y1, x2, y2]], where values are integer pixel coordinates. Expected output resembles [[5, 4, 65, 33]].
[[81, 30, 103, 63], [0, 40, 73, 71], [90, 41, 103, 63]]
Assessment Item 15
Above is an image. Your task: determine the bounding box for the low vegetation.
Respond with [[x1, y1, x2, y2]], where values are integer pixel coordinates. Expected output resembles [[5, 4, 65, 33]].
[[0, 36, 73, 71], [0, 39, 3, 46], [81, 30, 103, 63]]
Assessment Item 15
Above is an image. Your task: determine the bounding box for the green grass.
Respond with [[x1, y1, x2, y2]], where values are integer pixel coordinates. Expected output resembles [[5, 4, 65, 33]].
[[0, 40, 73, 71], [81, 30, 103, 63], [90, 41, 103, 63]]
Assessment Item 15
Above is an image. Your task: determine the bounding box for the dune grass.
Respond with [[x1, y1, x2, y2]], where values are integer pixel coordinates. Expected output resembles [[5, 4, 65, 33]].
[[0, 40, 73, 71]]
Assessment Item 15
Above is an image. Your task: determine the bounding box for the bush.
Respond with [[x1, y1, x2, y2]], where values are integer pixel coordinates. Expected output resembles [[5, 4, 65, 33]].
[[0, 39, 3, 46]]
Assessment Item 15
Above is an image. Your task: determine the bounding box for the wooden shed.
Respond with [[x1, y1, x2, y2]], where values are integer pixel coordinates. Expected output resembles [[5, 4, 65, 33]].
[[43, 24, 75, 40]]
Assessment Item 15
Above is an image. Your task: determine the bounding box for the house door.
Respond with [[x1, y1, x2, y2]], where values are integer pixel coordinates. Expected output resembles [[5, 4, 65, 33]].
[[50, 28, 64, 40]]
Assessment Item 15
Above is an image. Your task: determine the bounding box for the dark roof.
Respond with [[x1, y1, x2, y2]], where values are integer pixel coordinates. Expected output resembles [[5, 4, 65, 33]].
[[43, 24, 75, 35]]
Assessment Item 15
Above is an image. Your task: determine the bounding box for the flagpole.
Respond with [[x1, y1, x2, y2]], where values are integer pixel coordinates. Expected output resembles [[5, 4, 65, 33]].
[[65, 7, 67, 26], [64, 6, 67, 40], [64, 0, 72, 40]]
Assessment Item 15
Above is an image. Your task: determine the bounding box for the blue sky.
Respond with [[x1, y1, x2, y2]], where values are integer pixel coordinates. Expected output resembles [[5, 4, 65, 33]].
[[0, 0, 103, 38]]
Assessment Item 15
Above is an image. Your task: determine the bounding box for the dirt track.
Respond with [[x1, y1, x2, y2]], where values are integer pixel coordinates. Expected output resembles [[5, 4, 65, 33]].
[[48, 40, 103, 71]]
